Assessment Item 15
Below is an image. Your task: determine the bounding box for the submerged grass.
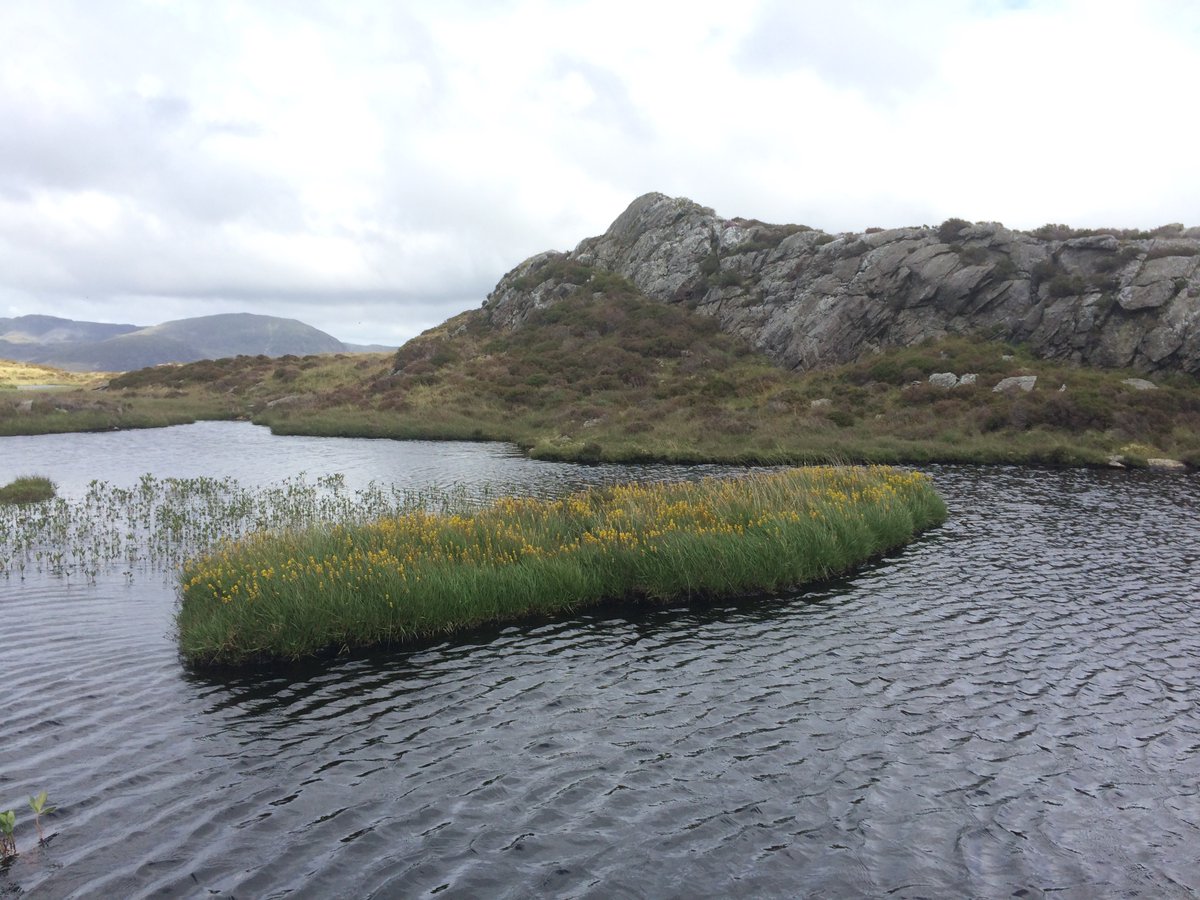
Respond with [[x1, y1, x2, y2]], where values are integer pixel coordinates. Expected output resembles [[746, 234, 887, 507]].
[[178, 466, 947, 667]]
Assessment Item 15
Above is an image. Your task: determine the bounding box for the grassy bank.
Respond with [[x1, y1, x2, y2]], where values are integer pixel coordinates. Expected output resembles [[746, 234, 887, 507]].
[[0, 352, 376, 435], [0, 476, 55, 505], [177, 466, 947, 667], [5, 290, 1199, 468], [248, 296, 1200, 467], [0, 386, 242, 435]]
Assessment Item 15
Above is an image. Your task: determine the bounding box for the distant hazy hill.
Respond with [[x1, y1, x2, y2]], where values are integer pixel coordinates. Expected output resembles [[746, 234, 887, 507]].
[[0, 313, 359, 372], [0, 314, 139, 345]]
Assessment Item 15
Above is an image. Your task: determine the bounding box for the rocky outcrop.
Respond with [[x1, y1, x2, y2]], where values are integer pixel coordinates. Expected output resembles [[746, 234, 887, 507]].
[[483, 193, 1200, 374]]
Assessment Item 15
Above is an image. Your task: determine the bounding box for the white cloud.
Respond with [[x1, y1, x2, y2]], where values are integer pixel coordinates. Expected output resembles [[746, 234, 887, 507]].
[[1, 0, 1198, 345]]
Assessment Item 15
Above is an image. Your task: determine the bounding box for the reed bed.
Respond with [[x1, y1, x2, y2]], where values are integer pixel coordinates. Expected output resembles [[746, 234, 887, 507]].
[[177, 466, 947, 666], [0, 474, 466, 581]]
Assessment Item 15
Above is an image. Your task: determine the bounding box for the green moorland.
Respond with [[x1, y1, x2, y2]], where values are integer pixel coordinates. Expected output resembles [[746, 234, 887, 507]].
[[178, 465, 947, 665], [2, 279, 1198, 466], [0, 359, 114, 391]]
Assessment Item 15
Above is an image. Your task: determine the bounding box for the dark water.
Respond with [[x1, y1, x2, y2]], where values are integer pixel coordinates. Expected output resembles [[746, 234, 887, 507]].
[[2, 424, 1199, 898]]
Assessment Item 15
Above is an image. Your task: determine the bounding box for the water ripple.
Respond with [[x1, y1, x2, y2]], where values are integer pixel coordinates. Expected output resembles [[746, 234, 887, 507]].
[[1, 444, 1199, 897]]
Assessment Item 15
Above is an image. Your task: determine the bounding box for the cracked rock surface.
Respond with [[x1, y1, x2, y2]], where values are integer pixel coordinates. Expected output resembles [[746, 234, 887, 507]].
[[484, 193, 1200, 374]]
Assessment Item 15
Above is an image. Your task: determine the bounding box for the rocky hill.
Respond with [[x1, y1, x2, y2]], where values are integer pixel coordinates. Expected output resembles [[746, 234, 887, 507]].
[[0, 313, 350, 371], [484, 193, 1200, 374]]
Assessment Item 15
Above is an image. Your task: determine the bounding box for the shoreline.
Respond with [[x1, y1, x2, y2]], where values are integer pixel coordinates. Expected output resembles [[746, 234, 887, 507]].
[[0, 412, 1194, 472]]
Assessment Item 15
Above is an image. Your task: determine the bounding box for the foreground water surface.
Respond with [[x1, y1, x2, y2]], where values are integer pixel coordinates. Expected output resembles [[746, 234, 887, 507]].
[[2, 422, 1198, 898]]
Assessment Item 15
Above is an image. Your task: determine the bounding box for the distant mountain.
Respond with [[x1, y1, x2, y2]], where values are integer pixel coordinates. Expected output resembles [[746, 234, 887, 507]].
[[0, 314, 140, 345], [0, 313, 366, 372]]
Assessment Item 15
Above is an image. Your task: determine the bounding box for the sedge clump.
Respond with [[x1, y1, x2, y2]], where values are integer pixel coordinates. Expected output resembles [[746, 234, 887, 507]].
[[0, 476, 56, 506]]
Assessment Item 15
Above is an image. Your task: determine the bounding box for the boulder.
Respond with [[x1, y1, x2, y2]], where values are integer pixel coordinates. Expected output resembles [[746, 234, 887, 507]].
[[993, 375, 1037, 393], [928, 372, 958, 388], [1121, 378, 1158, 391], [1147, 458, 1188, 471]]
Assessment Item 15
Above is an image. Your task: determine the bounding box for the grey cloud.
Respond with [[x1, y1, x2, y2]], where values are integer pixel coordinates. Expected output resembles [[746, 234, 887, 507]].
[[735, 0, 950, 99], [0, 82, 296, 229], [548, 57, 653, 141], [144, 94, 191, 124]]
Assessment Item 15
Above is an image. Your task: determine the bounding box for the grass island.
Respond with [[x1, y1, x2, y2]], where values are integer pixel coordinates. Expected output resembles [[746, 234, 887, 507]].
[[177, 465, 947, 667]]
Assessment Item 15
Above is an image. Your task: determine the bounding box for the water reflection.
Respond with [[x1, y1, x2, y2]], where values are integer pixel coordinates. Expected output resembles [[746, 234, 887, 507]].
[[0, 419, 739, 501]]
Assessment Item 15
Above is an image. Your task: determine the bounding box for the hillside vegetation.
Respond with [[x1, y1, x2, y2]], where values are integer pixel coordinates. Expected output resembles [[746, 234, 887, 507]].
[[0, 359, 114, 390], [9, 276, 1194, 468], [261, 284, 1200, 467]]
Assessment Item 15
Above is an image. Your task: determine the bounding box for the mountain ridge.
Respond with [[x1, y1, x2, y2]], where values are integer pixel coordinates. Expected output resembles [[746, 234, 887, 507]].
[[0, 312, 359, 371]]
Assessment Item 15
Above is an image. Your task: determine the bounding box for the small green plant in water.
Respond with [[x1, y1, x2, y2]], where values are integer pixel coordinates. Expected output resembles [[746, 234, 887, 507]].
[[28, 791, 55, 843], [0, 810, 15, 859]]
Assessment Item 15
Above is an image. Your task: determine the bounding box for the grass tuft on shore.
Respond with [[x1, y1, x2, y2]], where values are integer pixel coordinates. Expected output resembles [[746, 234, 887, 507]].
[[0, 476, 56, 505], [177, 466, 947, 667]]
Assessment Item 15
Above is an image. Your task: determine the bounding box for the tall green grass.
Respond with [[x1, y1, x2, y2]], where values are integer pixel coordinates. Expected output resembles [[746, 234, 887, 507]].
[[0, 476, 56, 505], [177, 466, 947, 667]]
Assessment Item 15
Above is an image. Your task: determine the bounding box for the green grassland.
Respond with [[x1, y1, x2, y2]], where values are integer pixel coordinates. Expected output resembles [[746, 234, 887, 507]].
[[2, 280, 1198, 467]]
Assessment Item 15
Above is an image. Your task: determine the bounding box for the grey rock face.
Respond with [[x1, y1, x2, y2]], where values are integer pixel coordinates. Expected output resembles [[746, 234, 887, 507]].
[[928, 372, 959, 388], [993, 376, 1038, 393], [484, 193, 1200, 374]]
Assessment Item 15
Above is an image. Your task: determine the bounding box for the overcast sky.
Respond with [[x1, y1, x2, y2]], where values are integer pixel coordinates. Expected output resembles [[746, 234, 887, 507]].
[[2, 0, 1198, 347]]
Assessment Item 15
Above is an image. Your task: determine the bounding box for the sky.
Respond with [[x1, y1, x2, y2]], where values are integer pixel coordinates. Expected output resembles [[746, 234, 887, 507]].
[[2, 0, 1199, 347]]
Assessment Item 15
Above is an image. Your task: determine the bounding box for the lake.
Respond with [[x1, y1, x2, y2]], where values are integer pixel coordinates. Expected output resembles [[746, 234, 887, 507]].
[[2, 422, 1199, 898]]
